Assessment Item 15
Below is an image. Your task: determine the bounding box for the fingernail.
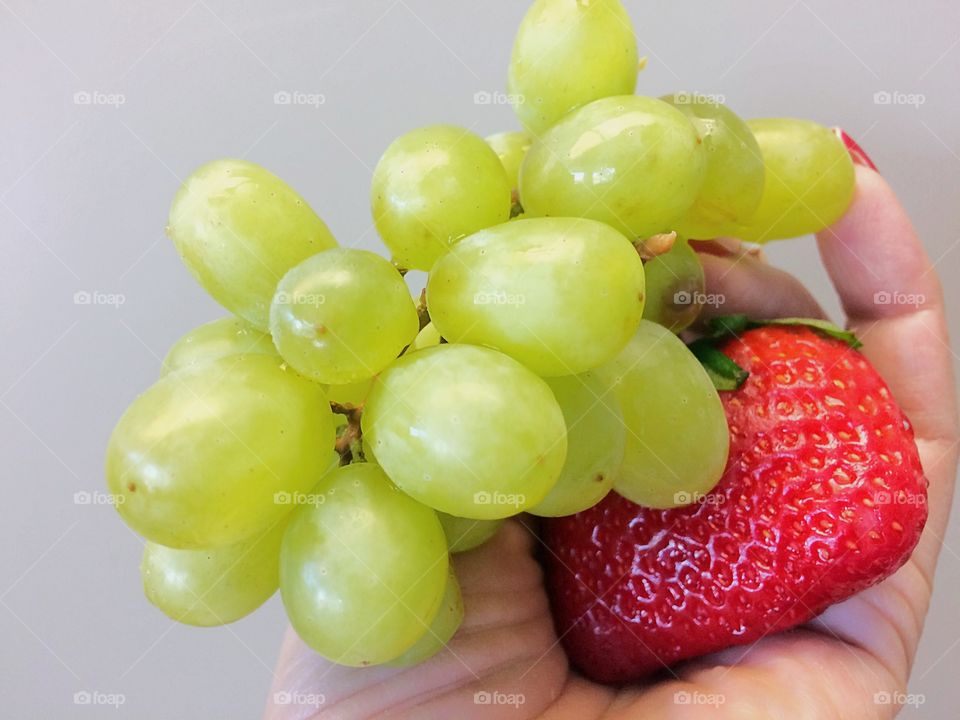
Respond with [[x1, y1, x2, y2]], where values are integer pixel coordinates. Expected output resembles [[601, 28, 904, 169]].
[[832, 127, 878, 172]]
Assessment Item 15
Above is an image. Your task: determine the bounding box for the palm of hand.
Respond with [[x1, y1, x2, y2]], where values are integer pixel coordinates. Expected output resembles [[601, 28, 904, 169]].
[[266, 169, 958, 719]]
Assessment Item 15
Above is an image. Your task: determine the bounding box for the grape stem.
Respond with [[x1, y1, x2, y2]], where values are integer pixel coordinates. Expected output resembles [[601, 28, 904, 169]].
[[416, 288, 431, 331], [331, 402, 365, 465]]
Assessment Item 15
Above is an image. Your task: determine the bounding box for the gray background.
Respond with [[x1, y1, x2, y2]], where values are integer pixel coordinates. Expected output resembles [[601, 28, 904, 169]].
[[2, 1, 958, 717]]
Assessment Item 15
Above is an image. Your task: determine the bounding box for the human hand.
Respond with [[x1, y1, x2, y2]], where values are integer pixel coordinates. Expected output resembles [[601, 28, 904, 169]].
[[264, 165, 958, 719]]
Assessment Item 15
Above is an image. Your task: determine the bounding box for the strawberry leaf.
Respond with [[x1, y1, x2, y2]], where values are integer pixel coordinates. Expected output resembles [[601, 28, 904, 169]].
[[763, 318, 863, 349], [688, 339, 749, 391]]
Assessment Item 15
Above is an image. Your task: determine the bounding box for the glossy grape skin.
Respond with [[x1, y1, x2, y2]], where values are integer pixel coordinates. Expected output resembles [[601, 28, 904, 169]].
[[371, 125, 512, 271], [641, 237, 706, 333], [529, 372, 624, 517], [508, 0, 638, 136], [662, 94, 765, 239], [362, 344, 567, 519], [738, 118, 855, 242], [141, 520, 286, 627], [167, 159, 337, 329], [106, 355, 335, 548], [386, 570, 464, 666], [437, 512, 505, 553], [427, 218, 645, 376], [269, 248, 418, 385], [160, 316, 277, 376], [410, 322, 442, 352], [279, 463, 449, 666], [485, 131, 532, 190], [520, 96, 706, 239], [599, 321, 729, 508]]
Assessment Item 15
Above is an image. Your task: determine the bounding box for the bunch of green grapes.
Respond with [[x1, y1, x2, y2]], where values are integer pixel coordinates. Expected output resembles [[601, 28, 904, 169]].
[[107, 0, 860, 673]]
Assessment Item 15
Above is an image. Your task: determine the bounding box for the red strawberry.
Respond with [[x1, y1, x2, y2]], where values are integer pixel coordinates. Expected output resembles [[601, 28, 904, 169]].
[[543, 324, 927, 684]]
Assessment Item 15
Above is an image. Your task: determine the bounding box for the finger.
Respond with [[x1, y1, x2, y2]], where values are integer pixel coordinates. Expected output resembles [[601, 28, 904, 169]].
[[816, 166, 959, 532], [696, 251, 827, 321], [264, 521, 568, 719], [813, 164, 959, 678]]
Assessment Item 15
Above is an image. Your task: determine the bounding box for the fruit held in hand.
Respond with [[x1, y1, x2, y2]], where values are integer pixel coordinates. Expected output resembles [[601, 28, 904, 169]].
[[544, 325, 927, 683]]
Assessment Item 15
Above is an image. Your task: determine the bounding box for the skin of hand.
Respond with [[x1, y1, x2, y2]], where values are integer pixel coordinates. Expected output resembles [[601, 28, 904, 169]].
[[264, 166, 959, 720]]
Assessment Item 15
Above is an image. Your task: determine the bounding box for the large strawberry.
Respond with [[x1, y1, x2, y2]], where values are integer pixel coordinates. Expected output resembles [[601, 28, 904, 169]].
[[543, 323, 928, 684]]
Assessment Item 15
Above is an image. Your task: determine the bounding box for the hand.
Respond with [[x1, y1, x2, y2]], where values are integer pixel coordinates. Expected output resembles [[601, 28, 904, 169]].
[[264, 166, 958, 719]]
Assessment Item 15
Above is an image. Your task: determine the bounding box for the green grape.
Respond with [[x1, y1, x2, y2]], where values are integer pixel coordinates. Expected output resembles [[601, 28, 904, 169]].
[[529, 372, 624, 517], [141, 519, 286, 627], [161, 316, 277, 376], [662, 94, 765, 239], [279, 463, 448, 666], [508, 0, 638, 136], [362, 344, 567, 519], [167, 159, 337, 329], [641, 237, 707, 333], [427, 217, 645, 376], [520, 96, 706, 239], [386, 569, 463, 667], [326, 377, 374, 407], [485, 131, 532, 190], [738, 118, 855, 242], [106, 355, 335, 548], [437, 512, 504, 553], [409, 321, 442, 352], [599, 321, 728, 508], [371, 125, 512, 271], [270, 248, 418, 385]]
